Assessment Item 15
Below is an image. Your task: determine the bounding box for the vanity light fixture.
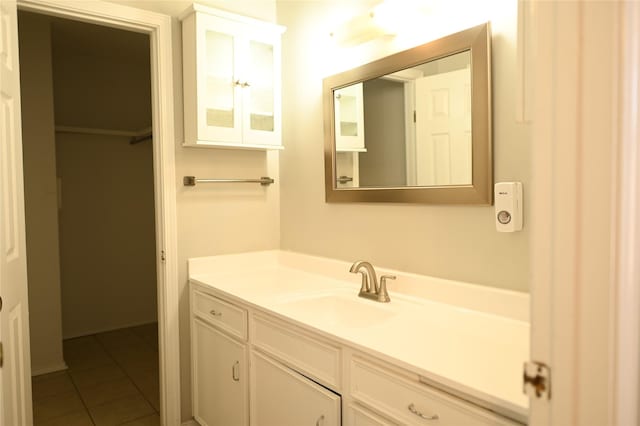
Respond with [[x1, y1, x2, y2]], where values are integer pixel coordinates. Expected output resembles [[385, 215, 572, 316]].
[[329, 4, 396, 46], [329, 0, 434, 46]]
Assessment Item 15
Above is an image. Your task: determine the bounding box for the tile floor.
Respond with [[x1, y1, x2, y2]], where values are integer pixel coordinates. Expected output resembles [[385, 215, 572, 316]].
[[32, 323, 160, 426]]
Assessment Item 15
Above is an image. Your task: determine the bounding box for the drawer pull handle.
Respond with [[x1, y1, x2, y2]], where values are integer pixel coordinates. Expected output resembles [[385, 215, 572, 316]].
[[232, 361, 240, 381], [315, 414, 325, 426], [408, 403, 439, 420], [209, 309, 222, 317]]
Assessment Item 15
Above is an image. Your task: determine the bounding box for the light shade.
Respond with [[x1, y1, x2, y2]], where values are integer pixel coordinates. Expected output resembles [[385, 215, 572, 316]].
[[330, 9, 395, 46]]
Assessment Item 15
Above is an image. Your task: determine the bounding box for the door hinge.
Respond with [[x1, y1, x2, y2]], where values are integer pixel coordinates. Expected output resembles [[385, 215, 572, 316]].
[[523, 361, 551, 399], [413, 110, 417, 123], [0, 342, 3, 368], [161, 250, 166, 262]]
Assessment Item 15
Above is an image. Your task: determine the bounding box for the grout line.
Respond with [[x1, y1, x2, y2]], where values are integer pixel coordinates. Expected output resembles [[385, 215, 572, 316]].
[[93, 325, 161, 416], [64, 338, 99, 426], [31, 387, 93, 426]]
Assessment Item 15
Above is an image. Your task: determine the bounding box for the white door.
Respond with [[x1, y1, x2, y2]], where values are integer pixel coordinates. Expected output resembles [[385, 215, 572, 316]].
[[415, 67, 471, 186], [250, 351, 341, 426], [0, 2, 34, 425], [192, 318, 248, 426]]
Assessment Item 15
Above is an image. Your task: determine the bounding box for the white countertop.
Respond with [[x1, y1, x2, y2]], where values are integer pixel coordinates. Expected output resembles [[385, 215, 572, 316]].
[[188, 250, 530, 423]]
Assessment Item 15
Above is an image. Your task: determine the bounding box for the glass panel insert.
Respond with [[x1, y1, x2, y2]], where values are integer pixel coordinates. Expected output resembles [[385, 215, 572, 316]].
[[205, 30, 235, 128], [248, 41, 274, 132], [338, 94, 358, 136]]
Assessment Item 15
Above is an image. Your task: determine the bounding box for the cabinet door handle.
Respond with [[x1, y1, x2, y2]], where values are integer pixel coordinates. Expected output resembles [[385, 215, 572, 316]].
[[209, 309, 222, 317], [408, 403, 439, 420], [315, 414, 325, 426], [232, 361, 240, 381], [241, 81, 251, 88]]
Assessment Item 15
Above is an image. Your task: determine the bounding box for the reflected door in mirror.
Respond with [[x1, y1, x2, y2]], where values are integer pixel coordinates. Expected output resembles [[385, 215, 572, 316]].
[[415, 66, 472, 186]]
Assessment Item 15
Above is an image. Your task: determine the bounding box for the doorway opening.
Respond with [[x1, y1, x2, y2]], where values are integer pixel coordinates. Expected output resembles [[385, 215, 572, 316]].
[[18, 11, 160, 425]]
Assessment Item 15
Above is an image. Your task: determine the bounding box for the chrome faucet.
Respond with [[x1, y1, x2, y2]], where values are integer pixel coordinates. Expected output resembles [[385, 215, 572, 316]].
[[349, 260, 394, 303]]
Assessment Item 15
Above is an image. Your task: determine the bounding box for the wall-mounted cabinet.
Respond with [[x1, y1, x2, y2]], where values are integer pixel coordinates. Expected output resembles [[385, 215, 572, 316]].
[[181, 4, 285, 150]]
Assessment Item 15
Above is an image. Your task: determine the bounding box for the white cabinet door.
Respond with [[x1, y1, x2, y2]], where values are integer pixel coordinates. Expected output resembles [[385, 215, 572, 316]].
[[241, 35, 281, 146], [192, 318, 248, 426], [251, 351, 341, 426], [196, 20, 243, 145]]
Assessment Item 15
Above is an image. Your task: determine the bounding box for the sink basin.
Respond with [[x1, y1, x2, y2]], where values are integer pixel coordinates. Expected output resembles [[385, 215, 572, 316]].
[[274, 292, 398, 328]]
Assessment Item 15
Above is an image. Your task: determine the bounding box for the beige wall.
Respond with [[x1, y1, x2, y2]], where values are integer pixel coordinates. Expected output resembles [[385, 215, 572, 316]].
[[18, 12, 66, 376], [55, 133, 158, 338], [278, 0, 530, 292], [49, 20, 158, 338]]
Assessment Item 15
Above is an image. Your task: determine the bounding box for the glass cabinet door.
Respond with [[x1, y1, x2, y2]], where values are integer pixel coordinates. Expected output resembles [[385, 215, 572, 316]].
[[198, 29, 242, 143], [242, 37, 280, 145], [334, 82, 365, 151], [247, 40, 274, 132], [205, 30, 235, 128]]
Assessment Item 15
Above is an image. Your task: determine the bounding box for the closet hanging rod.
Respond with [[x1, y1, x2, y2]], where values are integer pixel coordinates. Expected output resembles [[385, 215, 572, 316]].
[[183, 176, 275, 186], [55, 125, 153, 144]]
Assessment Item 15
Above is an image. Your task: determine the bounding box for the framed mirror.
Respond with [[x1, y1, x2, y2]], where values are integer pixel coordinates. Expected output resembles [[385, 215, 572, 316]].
[[323, 23, 492, 204]]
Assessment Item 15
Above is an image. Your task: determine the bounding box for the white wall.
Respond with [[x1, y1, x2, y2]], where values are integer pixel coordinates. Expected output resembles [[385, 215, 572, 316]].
[[18, 12, 66, 376], [278, 0, 531, 292]]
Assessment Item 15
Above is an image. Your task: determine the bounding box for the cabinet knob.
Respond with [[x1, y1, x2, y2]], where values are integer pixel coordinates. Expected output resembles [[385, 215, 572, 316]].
[[408, 403, 439, 420], [241, 81, 251, 88]]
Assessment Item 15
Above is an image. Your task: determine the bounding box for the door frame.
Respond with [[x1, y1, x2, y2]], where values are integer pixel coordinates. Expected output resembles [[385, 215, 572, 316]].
[[15, 0, 180, 424]]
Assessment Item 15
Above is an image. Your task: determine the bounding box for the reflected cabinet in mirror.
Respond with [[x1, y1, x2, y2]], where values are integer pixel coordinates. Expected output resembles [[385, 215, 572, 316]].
[[323, 23, 492, 204]]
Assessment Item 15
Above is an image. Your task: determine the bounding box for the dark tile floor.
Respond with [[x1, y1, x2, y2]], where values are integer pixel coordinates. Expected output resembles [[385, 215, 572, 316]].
[[32, 323, 160, 426]]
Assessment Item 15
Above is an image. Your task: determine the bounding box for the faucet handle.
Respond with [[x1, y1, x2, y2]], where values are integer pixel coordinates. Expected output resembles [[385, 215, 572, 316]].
[[378, 275, 395, 303]]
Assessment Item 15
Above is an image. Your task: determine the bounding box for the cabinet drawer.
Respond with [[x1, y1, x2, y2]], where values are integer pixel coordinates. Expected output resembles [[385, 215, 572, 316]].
[[192, 290, 247, 340], [251, 314, 341, 390], [351, 356, 520, 426], [348, 403, 398, 426]]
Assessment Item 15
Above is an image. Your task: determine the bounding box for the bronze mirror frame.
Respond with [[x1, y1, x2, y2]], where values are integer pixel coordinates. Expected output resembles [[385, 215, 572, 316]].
[[323, 22, 492, 204]]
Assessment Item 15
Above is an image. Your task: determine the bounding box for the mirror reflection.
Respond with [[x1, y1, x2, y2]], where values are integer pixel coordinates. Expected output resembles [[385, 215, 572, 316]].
[[335, 50, 472, 189], [324, 22, 491, 204]]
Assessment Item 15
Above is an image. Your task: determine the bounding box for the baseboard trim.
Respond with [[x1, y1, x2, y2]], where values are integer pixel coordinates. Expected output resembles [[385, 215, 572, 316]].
[[63, 320, 158, 340], [31, 361, 68, 377], [181, 420, 199, 426]]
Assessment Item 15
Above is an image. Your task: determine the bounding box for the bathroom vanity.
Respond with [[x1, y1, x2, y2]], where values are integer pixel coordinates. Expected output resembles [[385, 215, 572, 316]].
[[188, 251, 529, 425]]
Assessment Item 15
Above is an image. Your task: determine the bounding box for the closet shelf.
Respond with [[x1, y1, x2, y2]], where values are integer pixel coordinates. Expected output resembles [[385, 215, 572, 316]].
[[55, 125, 152, 144]]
